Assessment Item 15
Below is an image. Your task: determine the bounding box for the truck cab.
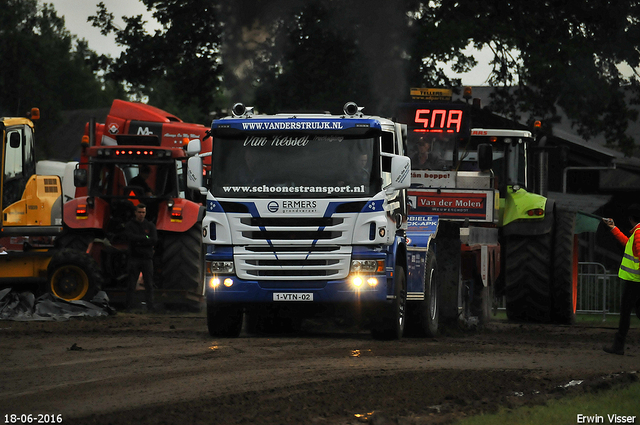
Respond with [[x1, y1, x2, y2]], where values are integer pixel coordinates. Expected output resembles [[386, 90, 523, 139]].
[[188, 102, 412, 338]]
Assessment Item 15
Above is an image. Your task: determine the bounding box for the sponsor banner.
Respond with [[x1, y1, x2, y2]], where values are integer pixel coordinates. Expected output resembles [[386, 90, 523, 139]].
[[208, 197, 386, 217], [214, 118, 381, 132], [410, 171, 456, 188], [222, 184, 367, 196], [407, 215, 438, 231], [267, 200, 318, 214], [206, 192, 386, 217], [409, 88, 453, 101], [263, 199, 381, 215], [406, 215, 437, 258], [408, 190, 490, 220]]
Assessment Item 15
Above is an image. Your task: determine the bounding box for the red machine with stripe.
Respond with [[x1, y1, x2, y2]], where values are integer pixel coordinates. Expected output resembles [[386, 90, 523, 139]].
[[59, 100, 209, 309]]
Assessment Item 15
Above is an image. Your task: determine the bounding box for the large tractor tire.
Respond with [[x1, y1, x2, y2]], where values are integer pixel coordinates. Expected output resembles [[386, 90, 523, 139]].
[[47, 248, 102, 301], [435, 223, 462, 324], [371, 266, 407, 340], [57, 229, 130, 291], [551, 209, 577, 324], [160, 223, 204, 292], [56, 230, 95, 252], [207, 302, 243, 337], [504, 232, 553, 323], [407, 249, 439, 337]]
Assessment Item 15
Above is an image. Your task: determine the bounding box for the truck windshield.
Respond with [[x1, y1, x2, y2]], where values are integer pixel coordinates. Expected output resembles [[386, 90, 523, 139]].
[[89, 160, 180, 198], [211, 135, 379, 198], [408, 132, 528, 185], [407, 131, 454, 171], [497, 139, 527, 187], [458, 136, 528, 186]]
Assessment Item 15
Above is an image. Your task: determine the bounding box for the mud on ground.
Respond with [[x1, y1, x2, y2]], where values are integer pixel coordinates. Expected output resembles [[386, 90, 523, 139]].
[[1, 313, 638, 424]]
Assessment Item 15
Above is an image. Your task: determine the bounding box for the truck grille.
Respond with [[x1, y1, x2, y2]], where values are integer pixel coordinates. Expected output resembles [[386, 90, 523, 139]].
[[239, 217, 344, 241], [234, 246, 352, 281], [231, 216, 353, 245], [229, 215, 354, 280], [242, 230, 341, 240], [241, 217, 343, 227]]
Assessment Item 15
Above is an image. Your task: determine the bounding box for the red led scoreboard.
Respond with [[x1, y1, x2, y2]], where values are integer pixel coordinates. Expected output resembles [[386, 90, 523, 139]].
[[396, 102, 471, 138]]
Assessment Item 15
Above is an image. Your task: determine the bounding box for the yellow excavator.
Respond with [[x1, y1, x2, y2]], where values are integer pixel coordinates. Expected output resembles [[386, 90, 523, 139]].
[[0, 108, 102, 300]]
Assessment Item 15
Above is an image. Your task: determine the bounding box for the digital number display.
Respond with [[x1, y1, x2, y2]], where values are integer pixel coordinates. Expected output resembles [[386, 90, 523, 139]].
[[396, 103, 469, 136], [413, 109, 463, 133]]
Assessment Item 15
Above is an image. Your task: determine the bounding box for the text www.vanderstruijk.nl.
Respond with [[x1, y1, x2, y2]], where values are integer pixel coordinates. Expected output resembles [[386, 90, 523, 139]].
[[223, 185, 366, 195], [240, 121, 344, 130]]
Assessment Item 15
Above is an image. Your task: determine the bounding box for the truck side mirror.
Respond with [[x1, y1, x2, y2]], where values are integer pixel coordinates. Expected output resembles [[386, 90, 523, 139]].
[[186, 139, 201, 157], [477, 143, 493, 171], [388, 155, 411, 190], [73, 168, 88, 187], [187, 156, 205, 193]]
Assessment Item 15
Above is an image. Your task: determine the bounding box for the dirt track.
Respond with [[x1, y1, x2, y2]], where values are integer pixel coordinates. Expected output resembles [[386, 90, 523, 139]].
[[1, 313, 638, 425]]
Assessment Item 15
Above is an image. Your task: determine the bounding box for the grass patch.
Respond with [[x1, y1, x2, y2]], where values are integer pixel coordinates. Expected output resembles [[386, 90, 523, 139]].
[[454, 382, 640, 425], [573, 313, 640, 327], [492, 311, 640, 328]]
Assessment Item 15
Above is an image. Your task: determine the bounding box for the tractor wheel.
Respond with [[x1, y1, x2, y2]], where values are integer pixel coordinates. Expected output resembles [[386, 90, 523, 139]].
[[504, 232, 553, 323], [552, 209, 577, 324], [207, 302, 243, 337], [56, 230, 95, 252], [434, 224, 462, 323], [160, 221, 204, 293], [371, 266, 407, 340], [415, 250, 439, 337], [47, 248, 102, 301]]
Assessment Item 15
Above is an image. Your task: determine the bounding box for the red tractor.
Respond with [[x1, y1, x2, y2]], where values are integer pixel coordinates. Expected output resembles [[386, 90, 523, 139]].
[[58, 100, 209, 309]]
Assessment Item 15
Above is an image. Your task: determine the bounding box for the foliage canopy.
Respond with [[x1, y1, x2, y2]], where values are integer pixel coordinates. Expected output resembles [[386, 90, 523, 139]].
[[3, 0, 640, 155], [89, 0, 224, 124], [0, 0, 122, 157]]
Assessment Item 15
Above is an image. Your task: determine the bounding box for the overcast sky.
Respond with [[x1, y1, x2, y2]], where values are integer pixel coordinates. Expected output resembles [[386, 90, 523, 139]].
[[48, 0, 492, 85], [49, 0, 160, 58]]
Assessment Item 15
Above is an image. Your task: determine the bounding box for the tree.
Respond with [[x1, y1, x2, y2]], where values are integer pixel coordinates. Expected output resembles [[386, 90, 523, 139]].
[[229, 0, 418, 116], [0, 0, 122, 157], [252, 1, 375, 114], [86, 0, 640, 153], [89, 0, 224, 124], [410, 0, 640, 155], [405, 2, 478, 90]]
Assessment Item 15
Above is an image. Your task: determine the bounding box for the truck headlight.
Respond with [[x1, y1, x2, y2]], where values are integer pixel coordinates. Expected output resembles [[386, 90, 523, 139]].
[[350, 259, 384, 273], [208, 277, 234, 289], [350, 275, 379, 289], [207, 261, 234, 274], [209, 277, 220, 288]]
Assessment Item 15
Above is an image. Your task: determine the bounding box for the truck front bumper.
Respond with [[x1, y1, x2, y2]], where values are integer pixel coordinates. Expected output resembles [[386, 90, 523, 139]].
[[204, 274, 390, 304]]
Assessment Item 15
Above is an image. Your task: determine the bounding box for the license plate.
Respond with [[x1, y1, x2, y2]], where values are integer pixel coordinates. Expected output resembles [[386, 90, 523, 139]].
[[272, 293, 313, 301]]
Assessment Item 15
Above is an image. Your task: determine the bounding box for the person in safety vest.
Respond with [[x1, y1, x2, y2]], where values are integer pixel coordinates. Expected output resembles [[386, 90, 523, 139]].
[[602, 203, 640, 355]]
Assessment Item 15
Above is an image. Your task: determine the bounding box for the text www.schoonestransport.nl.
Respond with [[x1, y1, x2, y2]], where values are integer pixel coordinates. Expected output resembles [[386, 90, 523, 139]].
[[223, 185, 366, 195]]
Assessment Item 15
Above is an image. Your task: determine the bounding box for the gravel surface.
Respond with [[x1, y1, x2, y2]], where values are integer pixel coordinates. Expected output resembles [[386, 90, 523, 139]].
[[1, 313, 638, 424]]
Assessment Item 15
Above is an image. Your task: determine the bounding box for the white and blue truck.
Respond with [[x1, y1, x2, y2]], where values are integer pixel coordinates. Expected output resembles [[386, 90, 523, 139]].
[[185, 102, 438, 339], [186, 93, 577, 340]]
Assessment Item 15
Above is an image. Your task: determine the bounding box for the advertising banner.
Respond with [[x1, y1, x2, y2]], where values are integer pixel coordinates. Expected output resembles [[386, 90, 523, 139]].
[[408, 189, 494, 222]]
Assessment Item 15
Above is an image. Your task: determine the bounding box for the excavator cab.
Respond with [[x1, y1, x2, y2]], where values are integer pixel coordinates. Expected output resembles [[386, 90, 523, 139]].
[[0, 109, 102, 301]]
